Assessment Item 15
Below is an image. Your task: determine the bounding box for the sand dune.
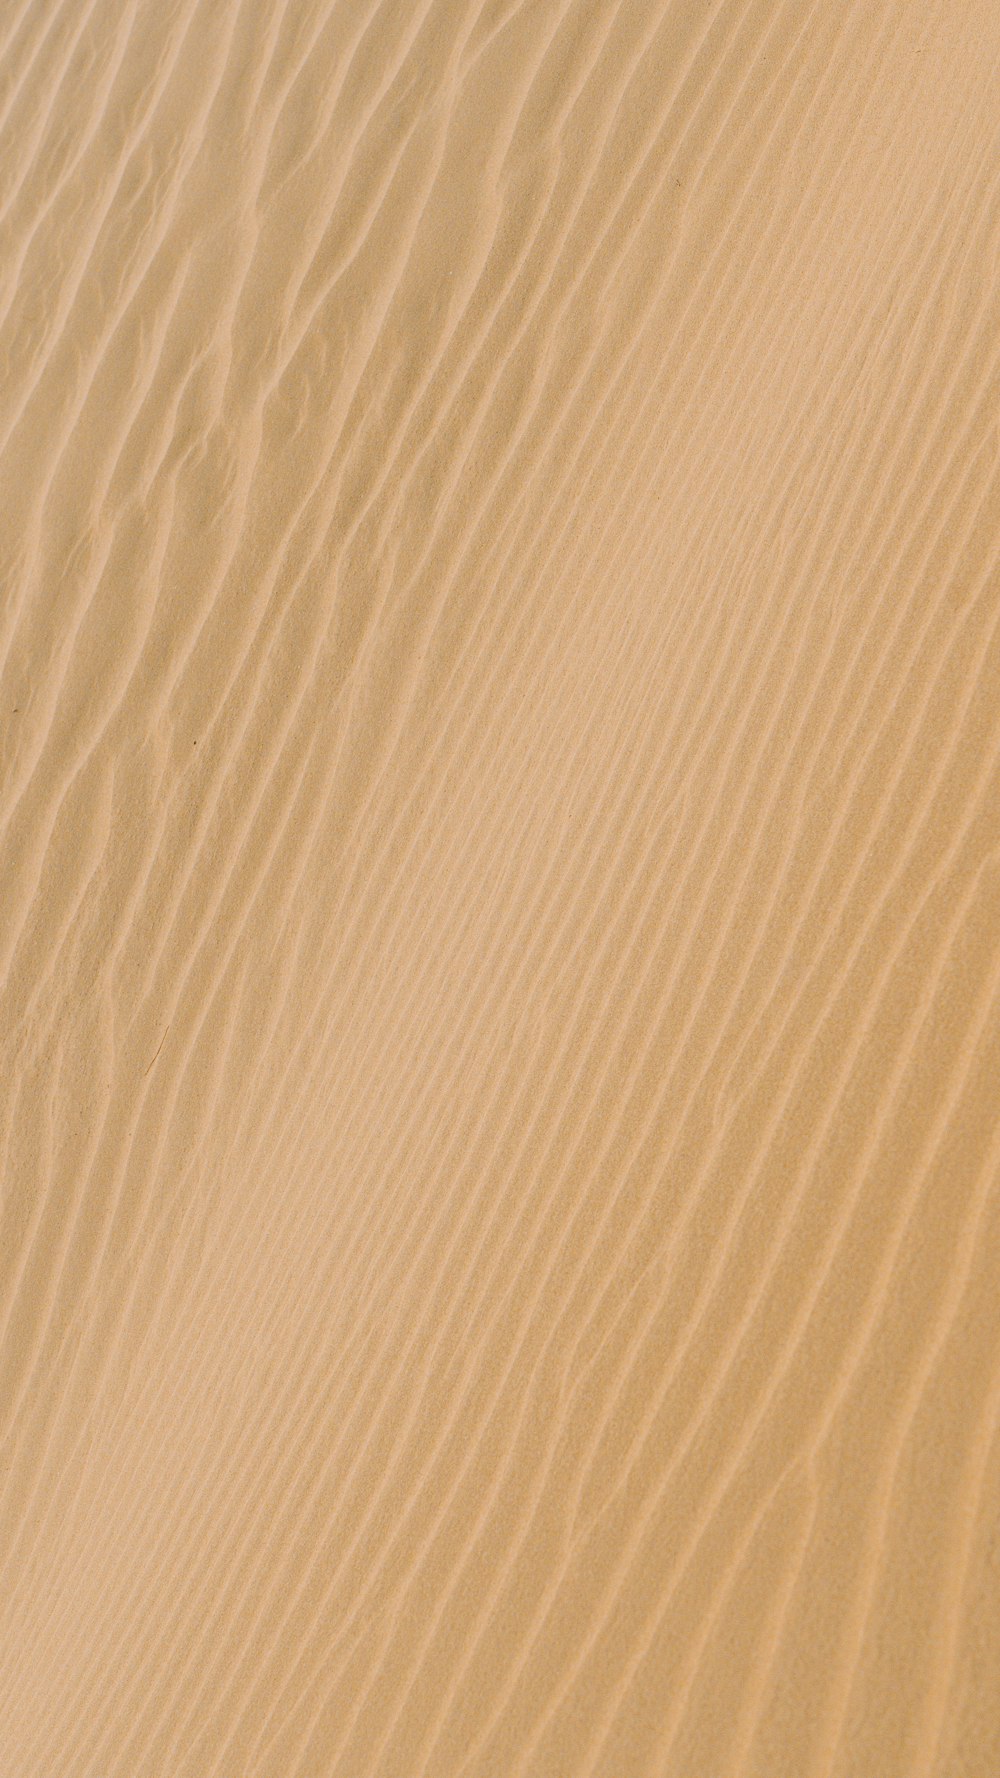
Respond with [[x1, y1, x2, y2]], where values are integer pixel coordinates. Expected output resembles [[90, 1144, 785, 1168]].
[[2, 0, 1000, 1772]]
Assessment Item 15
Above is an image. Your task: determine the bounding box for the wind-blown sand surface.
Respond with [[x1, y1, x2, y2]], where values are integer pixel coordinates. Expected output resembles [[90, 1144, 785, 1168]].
[[2, 0, 1000, 1772]]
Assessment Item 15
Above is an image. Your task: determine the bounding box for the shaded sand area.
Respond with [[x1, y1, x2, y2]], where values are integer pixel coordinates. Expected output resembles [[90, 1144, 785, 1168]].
[[2, 0, 1000, 1772]]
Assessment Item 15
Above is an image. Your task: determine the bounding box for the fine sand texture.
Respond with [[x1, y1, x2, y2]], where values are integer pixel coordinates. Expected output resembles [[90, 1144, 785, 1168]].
[[2, 1, 1000, 1773]]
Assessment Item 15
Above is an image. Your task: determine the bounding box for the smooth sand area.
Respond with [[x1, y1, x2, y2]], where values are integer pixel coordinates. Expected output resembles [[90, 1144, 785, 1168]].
[[2, 1, 1000, 1773]]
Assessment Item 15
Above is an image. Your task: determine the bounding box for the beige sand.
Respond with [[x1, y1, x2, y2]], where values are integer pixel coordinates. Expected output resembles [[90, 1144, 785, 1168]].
[[2, 0, 1000, 1772]]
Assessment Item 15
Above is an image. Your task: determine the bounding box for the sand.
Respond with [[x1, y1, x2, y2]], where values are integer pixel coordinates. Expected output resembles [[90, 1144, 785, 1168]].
[[1, 0, 999, 1772]]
